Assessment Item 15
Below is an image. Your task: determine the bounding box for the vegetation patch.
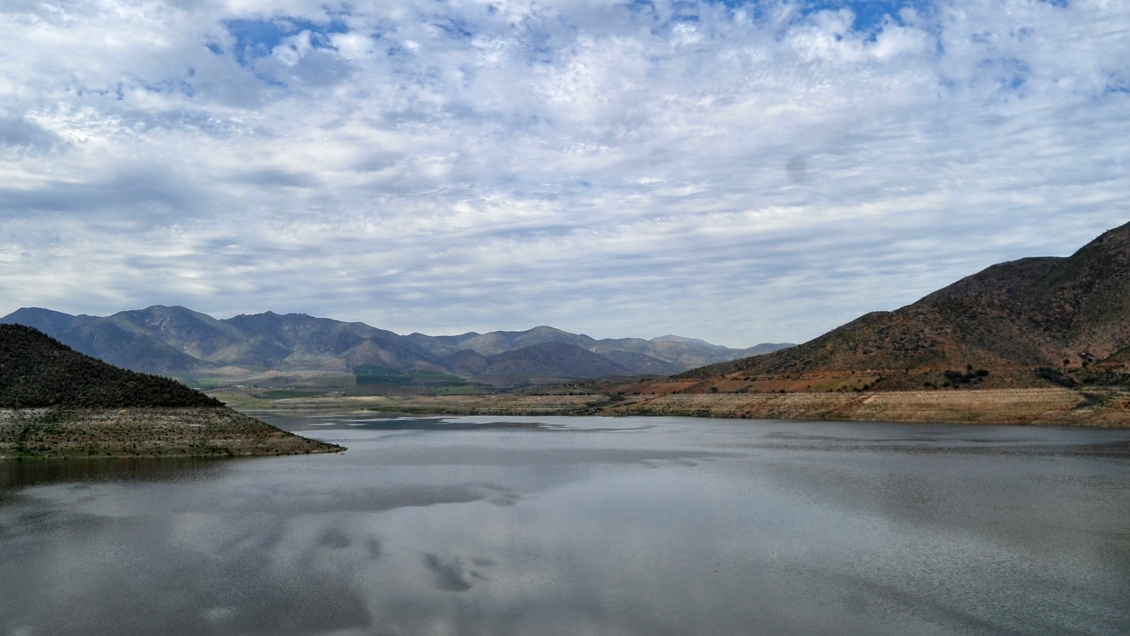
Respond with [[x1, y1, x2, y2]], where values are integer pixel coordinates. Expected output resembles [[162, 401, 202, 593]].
[[1035, 367, 1077, 388], [259, 390, 326, 400], [429, 385, 477, 396], [942, 367, 990, 387], [353, 365, 465, 386]]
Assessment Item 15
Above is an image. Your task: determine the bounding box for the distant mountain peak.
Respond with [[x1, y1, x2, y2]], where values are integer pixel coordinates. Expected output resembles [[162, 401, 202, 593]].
[[650, 334, 725, 350]]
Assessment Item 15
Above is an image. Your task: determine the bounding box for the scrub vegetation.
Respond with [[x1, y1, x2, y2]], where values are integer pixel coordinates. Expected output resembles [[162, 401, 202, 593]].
[[0, 325, 221, 409]]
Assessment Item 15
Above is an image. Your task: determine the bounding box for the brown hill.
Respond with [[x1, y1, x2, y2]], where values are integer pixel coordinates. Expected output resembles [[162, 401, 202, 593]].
[[677, 221, 1130, 391]]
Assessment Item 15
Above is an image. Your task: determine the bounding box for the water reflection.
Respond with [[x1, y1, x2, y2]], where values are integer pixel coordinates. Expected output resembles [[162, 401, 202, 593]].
[[0, 455, 226, 490], [1, 414, 1128, 636]]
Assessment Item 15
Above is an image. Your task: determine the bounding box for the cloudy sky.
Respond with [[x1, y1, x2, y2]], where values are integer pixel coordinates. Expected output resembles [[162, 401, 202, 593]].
[[1, 0, 1127, 346]]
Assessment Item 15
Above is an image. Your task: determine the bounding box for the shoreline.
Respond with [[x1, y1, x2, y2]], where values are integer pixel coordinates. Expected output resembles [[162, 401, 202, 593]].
[[210, 386, 1130, 428]]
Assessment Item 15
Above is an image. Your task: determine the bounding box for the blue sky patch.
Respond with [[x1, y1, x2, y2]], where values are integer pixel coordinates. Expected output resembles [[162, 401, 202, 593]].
[[800, 1, 933, 32], [712, 0, 934, 33], [223, 18, 350, 66]]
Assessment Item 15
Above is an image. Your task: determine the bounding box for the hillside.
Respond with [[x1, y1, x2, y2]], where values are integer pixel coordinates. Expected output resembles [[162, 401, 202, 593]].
[[676, 221, 1130, 392], [1, 307, 791, 383], [0, 325, 341, 458], [0, 325, 222, 409]]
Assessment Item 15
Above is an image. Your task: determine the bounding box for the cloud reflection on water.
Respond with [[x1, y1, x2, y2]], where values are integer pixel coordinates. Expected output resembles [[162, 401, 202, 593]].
[[0, 414, 1128, 635]]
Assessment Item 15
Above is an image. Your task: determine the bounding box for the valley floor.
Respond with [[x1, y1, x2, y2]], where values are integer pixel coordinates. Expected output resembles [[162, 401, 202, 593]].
[[215, 387, 1130, 427]]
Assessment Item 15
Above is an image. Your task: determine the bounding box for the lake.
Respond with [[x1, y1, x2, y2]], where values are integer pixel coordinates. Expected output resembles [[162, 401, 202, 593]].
[[2, 413, 1129, 636]]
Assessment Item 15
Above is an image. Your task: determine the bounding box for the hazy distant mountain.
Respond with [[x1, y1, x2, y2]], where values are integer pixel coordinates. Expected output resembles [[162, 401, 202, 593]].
[[477, 343, 635, 380], [419, 326, 792, 373], [678, 220, 1130, 389], [650, 334, 729, 351], [1, 307, 214, 375], [0, 307, 792, 383]]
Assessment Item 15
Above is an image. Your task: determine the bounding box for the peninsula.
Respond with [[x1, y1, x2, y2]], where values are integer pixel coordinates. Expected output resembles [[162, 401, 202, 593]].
[[0, 325, 342, 459]]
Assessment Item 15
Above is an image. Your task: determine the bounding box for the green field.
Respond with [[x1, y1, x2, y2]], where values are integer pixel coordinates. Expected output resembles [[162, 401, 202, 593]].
[[259, 390, 326, 400], [429, 385, 477, 396], [353, 365, 465, 386]]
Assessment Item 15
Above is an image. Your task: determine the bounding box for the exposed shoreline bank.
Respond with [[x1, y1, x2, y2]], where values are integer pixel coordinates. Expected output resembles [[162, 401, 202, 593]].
[[0, 407, 343, 460], [212, 387, 1130, 428]]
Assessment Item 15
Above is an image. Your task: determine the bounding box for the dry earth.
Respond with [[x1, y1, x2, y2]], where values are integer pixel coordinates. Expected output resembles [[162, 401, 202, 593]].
[[607, 388, 1130, 427], [216, 388, 1130, 427], [0, 407, 343, 459]]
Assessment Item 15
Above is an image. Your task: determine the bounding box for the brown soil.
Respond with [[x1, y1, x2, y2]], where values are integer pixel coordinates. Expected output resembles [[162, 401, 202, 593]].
[[606, 388, 1130, 427]]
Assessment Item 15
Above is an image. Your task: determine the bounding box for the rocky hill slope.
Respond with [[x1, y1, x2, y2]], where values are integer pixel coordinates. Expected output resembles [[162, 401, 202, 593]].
[[0, 325, 341, 458], [677, 221, 1130, 391]]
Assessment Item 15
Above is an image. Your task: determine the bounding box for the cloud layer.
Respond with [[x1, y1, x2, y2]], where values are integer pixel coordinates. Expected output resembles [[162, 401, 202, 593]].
[[1, 0, 1128, 345]]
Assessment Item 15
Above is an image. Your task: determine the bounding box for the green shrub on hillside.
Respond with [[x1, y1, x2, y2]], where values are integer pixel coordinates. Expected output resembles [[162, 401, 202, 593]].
[[942, 368, 990, 385], [1034, 367, 1076, 388]]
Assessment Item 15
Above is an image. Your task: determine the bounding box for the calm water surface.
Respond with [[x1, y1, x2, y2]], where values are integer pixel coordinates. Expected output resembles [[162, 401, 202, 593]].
[[2, 413, 1129, 636]]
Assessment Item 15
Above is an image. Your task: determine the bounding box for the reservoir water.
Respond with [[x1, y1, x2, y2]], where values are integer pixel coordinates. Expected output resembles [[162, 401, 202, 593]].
[[1, 413, 1129, 636]]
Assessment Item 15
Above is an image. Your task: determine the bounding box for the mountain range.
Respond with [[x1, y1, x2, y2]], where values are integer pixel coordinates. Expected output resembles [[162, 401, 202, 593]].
[[676, 220, 1130, 391], [0, 307, 791, 383]]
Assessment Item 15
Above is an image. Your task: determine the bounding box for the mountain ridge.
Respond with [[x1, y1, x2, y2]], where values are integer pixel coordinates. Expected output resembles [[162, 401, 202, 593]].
[[675, 221, 1130, 391], [0, 307, 792, 384]]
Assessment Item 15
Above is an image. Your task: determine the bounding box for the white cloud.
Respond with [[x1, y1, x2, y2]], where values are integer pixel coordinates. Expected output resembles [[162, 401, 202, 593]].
[[0, 0, 1128, 346]]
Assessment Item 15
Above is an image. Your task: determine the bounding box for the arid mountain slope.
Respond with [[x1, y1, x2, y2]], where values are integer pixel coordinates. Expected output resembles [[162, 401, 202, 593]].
[[679, 221, 1130, 388], [1011, 224, 1130, 358]]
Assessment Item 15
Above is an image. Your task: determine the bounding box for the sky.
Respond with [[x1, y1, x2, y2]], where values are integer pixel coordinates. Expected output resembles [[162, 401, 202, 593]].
[[0, 0, 1128, 347]]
